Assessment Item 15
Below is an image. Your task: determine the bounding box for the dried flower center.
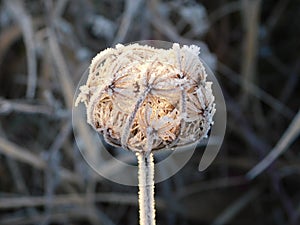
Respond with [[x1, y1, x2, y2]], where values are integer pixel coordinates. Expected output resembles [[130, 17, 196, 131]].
[[131, 95, 180, 150], [92, 92, 180, 151]]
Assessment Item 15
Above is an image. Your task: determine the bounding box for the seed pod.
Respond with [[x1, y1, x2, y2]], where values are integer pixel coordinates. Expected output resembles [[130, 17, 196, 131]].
[[76, 43, 216, 153]]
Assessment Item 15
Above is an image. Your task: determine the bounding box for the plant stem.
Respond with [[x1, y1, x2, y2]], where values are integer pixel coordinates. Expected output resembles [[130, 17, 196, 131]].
[[137, 152, 156, 225]]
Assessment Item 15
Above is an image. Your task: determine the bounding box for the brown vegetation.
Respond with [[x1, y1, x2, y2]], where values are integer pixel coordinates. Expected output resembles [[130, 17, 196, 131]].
[[0, 0, 299, 225]]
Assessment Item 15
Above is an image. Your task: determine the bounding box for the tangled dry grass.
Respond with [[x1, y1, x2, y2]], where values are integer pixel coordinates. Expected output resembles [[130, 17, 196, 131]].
[[0, 0, 299, 225]]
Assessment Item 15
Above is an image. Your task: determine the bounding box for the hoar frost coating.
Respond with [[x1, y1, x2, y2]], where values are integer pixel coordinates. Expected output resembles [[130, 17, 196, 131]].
[[76, 43, 216, 152]]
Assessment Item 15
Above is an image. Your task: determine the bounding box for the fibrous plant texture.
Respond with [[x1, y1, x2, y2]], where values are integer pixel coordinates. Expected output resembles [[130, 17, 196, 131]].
[[76, 43, 215, 152], [76, 43, 216, 225]]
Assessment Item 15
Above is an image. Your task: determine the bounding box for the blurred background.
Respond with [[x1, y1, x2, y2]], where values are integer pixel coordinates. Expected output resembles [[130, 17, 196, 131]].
[[0, 0, 299, 224]]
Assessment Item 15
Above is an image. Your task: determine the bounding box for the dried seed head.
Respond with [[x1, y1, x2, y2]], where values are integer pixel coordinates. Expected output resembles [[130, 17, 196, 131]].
[[76, 43, 216, 153]]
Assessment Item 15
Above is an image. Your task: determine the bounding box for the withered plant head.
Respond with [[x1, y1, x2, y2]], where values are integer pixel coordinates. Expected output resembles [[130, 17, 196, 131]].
[[76, 43, 216, 153]]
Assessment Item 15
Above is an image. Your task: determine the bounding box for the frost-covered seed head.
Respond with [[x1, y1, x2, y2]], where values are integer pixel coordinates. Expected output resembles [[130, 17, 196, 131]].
[[76, 43, 216, 152]]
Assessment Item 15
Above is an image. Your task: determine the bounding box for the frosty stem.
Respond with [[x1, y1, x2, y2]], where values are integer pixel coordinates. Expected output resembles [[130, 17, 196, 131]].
[[137, 152, 156, 225]]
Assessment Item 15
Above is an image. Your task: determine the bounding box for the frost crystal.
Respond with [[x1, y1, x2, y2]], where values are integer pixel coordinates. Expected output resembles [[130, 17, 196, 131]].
[[76, 43, 216, 152]]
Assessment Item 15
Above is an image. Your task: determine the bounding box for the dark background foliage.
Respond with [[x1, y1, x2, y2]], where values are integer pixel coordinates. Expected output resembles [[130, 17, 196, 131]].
[[0, 0, 299, 225]]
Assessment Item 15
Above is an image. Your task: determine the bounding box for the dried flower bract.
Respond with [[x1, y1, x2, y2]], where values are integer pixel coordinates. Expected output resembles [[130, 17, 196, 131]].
[[76, 43, 216, 153]]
